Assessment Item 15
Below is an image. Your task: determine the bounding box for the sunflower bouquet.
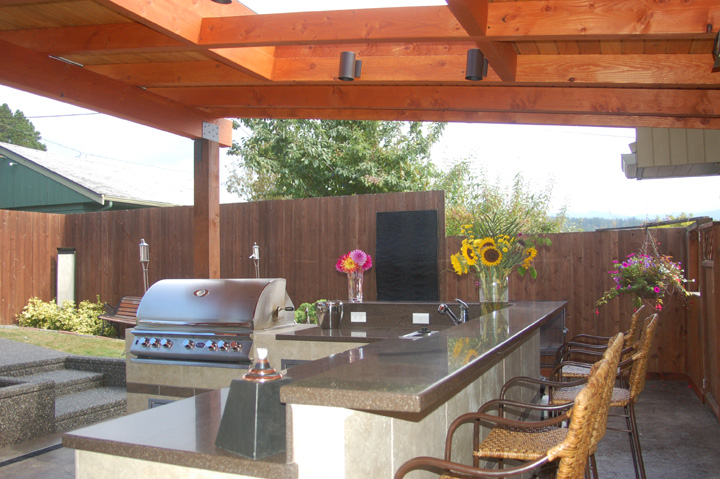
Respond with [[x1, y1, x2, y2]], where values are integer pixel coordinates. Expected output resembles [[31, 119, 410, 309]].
[[450, 213, 550, 302]]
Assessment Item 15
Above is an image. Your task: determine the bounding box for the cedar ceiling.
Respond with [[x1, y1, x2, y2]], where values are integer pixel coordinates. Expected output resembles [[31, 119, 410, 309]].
[[1, 0, 719, 146]]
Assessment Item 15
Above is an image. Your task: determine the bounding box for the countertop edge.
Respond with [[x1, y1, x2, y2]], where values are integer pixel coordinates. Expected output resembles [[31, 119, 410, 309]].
[[61, 435, 298, 479], [62, 388, 299, 479], [279, 301, 566, 416]]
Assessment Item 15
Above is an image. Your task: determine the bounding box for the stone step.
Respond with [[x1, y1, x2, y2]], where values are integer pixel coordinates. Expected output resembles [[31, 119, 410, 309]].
[[9, 369, 105, 397], [0, 358, 66, 379], [55, 387, 127, 432]]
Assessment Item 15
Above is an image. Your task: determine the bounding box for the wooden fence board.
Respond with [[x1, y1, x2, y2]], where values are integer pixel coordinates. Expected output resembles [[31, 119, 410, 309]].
[[0, 193, 701, 377]]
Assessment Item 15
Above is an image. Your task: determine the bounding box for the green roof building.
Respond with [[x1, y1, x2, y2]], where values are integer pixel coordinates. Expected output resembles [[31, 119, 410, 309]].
[[0, 142, 192, 214]]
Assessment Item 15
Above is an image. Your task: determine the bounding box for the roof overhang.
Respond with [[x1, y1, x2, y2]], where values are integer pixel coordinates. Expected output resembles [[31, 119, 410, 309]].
[[0, 0, 719, 139]]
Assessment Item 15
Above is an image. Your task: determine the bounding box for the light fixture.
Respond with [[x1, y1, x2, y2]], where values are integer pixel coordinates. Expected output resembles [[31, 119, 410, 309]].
[[338, 51, 362, 81], [211, 0, 232, 4], [713, 32, 720, 73], [465, 49, 488, 81]]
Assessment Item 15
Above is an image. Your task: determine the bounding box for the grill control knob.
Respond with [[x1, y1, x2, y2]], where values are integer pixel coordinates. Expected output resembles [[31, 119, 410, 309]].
[[206, 341, 218, 352], [139, 337, 150, 347], [217, 340, 228, 352], [160, 338, 173, 349], [150, 338, 162, 348], [230, 341, 242, 352], [182, 339, 194, 350]]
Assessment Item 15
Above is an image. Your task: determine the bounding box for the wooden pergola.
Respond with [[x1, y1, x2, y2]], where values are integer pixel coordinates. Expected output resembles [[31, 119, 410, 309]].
[[2, 0, 719, 277]]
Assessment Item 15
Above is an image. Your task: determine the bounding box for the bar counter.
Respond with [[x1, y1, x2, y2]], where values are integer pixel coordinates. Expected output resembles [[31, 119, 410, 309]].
[[64, 300, 566, 479], [279, 301, 565, 415]]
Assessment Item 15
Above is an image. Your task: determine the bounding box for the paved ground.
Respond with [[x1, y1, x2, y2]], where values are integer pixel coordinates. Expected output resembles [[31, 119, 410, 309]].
[[596, 380, 720, 479], [1, 341, 719, 478]]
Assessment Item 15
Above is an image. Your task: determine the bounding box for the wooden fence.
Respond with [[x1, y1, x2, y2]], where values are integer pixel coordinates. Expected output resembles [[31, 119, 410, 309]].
[[0, 192, 703, 379]]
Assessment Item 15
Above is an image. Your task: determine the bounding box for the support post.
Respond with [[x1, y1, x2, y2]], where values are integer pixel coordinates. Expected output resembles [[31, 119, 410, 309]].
[[193, 138, 221, 278]]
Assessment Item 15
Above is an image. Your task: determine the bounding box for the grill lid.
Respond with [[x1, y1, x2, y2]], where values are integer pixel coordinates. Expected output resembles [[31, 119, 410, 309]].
[[136, 278, 293, 331]]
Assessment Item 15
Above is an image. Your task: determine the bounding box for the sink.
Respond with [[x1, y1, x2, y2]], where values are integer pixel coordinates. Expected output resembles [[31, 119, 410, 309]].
[[400, 329, 438, 340]]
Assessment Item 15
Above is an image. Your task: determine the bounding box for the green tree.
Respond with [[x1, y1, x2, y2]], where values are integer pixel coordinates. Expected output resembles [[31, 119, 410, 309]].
[[226, 119, 445, 200], [436, 159, 568, 236], [0, 103, 46, 151]]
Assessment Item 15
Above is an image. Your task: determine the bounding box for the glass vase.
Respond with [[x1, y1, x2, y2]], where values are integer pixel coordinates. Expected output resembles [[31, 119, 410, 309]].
[[478, 271, 509, 303], [347, 270, 364, 303]]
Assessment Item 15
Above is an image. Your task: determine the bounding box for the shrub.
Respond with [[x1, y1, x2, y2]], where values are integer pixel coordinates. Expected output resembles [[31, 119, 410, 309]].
[[294, 299, 328, 324], [16, 296, 116, 337]]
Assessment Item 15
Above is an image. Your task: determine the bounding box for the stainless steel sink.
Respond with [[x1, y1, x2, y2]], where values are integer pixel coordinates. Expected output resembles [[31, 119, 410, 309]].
[[400, 329, 438, 340]]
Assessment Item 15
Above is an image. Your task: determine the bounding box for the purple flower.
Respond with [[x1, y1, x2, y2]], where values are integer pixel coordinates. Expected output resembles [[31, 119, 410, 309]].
[[350, 249, 368, 267], [653, 286, 661, 293]]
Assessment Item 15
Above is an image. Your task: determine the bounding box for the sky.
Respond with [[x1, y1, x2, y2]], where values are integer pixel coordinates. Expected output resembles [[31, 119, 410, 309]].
[[1, 0, 718, 219]]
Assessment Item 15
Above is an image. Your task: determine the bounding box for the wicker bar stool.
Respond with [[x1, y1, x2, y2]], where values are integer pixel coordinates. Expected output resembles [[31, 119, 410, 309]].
[[553, 305, 647, 380], [478, 333, 624, 478], [394, 355, 613, 479], [551, 314, 659, 479]]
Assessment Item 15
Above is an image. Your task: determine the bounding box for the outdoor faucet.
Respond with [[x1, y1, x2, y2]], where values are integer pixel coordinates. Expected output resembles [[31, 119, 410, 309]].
[[456, 299, 469, 323], [438, 303, 461, 325]]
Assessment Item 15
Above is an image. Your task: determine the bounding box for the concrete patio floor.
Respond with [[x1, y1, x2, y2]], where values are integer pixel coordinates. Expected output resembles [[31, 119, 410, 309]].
[[0, 342, 718, 479]]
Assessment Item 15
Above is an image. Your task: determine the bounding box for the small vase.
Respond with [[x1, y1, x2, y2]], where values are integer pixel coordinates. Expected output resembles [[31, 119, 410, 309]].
[[347, 270, 364, 303], [478, 272, 509, 303]]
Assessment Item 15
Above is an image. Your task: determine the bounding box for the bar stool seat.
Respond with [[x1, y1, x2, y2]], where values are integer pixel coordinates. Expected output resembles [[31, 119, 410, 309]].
[[476, 425, 568, 461]]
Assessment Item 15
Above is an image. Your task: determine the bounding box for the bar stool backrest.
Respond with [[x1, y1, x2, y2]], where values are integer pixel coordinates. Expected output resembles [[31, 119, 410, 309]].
[[591, 333, 624, 450], [623, 305, 647, 361], [628, 314, 660, 403], [550, 357, 611, 479]]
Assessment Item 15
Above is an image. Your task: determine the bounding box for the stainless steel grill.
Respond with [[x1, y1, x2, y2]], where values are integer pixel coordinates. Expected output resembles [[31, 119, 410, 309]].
[[129, 278, 293, 363]]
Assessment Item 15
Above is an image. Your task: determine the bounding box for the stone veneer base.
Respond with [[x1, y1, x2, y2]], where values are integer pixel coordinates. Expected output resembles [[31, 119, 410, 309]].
[[289, 331, 539, 479]]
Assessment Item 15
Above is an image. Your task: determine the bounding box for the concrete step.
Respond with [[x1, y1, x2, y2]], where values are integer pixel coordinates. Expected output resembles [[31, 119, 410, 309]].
[[55, 387, 127, 432], [10, 369, 105, 397], [0, 358, 66, 379]]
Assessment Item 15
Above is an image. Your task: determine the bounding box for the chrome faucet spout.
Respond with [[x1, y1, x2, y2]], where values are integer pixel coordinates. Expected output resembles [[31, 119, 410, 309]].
[[438, 303, 461, 325], [456, 299, 469, 323]]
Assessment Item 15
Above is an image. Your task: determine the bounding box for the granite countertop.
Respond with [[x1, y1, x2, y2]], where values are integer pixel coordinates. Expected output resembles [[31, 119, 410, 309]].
[[275, 325, 449, 343], [63, 387, 297, 479], [280, 301, 566, 416], [64, 300, 565, 474]]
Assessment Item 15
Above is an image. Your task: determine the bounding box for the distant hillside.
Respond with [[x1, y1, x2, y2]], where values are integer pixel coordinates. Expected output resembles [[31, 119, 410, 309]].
[[566, 212, 716, 232], [566, 217, 649, 231]]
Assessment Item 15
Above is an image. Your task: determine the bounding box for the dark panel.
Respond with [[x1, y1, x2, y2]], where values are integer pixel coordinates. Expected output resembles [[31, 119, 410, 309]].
[[376, 210, 438, 301]]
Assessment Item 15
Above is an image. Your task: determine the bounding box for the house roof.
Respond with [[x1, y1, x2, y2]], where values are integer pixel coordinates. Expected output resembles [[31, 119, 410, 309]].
[[0, 142, 193, 207], [0, 0, 719, 147]]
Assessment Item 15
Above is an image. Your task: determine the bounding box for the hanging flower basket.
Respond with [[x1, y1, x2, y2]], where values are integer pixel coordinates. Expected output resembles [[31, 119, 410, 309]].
[[596, 232, 692, 310]]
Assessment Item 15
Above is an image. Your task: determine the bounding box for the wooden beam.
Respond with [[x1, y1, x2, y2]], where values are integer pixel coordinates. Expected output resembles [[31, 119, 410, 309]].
[[446, 0, 516, 81], [210, 107, 720, 130], [446, 0, 488, 35], [149, 84, 720, 119], [197, 1, 720, 47], [271, 53, 719, 85], [0, 24, 184, 54], [88, 53, 718, 86], [193, 139, 221, 279], [0, 0, 64, 4], [0, 39, 232, 146], [86, 61, 257, 87], [94, 0, 274, 79], [199, 7, 464, 47], [485, 0, 720, 41]]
